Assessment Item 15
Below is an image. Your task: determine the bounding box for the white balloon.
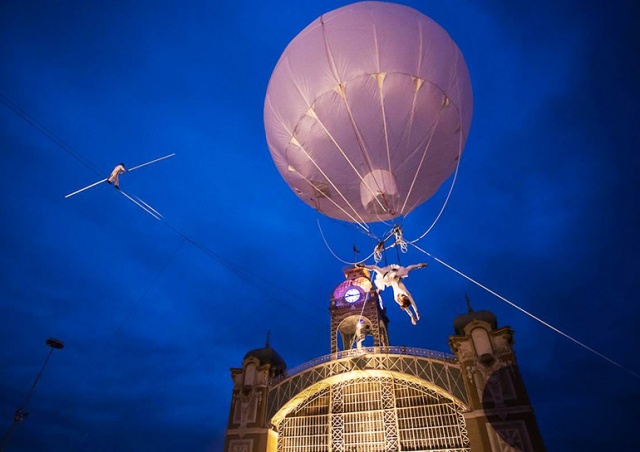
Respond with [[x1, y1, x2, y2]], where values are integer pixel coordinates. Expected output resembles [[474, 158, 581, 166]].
[[265, 2, 473, 224]]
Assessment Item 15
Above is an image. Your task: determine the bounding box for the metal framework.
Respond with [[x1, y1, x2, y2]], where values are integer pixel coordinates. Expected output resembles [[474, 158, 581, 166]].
[[275, 375, 470, 451], [268, 347, 467, 423]]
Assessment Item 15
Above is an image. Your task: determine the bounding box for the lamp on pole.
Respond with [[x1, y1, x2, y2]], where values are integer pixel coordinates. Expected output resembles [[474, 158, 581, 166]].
[[0, 338, 64, 451]]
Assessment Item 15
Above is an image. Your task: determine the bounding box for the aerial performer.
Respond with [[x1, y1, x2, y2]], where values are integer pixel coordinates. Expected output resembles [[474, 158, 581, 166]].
[[357, 262, 427, 325], [355, 319, 366, 351], [107, 163, 126, 189], [64, 153, 175, 219], [64, 153, 175, 199]]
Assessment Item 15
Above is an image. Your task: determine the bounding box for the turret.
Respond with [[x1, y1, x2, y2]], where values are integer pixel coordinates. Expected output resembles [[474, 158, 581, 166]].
[[224, 334, 286, 452], [329, 266, 390, 353], [449, 296, 545, 451]]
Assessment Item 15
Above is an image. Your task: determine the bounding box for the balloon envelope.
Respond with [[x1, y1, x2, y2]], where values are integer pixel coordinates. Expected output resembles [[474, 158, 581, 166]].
[[265, 1, 472, 224]]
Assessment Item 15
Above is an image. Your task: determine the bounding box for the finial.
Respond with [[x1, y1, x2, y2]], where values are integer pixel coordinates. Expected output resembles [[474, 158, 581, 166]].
[[265, 330, 271, 348], [465, 294, 473, 313]]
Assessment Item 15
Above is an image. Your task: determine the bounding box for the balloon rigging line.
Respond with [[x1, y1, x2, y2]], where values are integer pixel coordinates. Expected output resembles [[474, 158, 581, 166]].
[[267, 98, 371, 230], [320, 14, 386, 212], [336, 90, 386, 214], [407, 116, 463, 244], [317, 219, 375, 265], [337, 100, 393, 222], [399, 102, 445, 214], [410, 242, 640, 379], [322, 215, 380, 241], [374, 70, 401, 221], [404, 41, 425, 180], [304, 25, 390, 220], [404, 47, 467, 238], [0, 92, 103, 177], [307, 107, 390, 220], [294, 167, 370, 232], [413, 20, 425, 122], [402, 82, 466, 244], [56, 238, 186, 416], [375, 73, 393, 175], [271, 68, 378, 228]]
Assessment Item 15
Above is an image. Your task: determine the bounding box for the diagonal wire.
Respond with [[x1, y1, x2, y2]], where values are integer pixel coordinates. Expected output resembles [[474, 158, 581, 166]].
[[407, 42, 469, 244], [292, 164, 371, 232], [119, 190, 161, 220], [0, 92, 103, 176], [410, 242, 640, 379], [317, 219, 375, 265], [318, 17, 390, 219], [399, 104, 446, 215], [56, 237, 186, 414], [407, 128, 463, 245], [3, 94, 318, 315]]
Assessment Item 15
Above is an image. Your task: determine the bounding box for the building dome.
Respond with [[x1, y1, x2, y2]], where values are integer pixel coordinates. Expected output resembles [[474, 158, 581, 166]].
[[244, 342, 287, 377], [452, 296, 498, 335], [453, 309, 497, 335]]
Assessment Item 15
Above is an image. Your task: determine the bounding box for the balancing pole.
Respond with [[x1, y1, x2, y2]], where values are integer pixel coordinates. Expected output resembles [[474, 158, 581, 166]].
[[0, 338, 64, 451], [127, 153, 175, 172], [64, 178, 108, 198]]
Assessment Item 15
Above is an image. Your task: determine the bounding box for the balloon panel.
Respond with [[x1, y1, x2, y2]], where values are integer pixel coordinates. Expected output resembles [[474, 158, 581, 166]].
[[265, 1, 473, 223]]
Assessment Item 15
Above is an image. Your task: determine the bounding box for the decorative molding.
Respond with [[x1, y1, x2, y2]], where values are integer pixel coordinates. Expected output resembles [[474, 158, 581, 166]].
[[487, 419, 534, 452], [236, 388, 262, 436], [453, 339, 475, 362], [228, 438, 253, 452]]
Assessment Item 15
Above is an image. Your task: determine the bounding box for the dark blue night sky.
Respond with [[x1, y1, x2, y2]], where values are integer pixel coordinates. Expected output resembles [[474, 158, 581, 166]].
[[1, 1, 638, 450]]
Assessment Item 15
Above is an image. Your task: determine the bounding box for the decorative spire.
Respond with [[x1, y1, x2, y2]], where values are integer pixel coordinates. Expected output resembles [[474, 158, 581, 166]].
[[465, 294, 473, 313], [265, 330, 271, 348]]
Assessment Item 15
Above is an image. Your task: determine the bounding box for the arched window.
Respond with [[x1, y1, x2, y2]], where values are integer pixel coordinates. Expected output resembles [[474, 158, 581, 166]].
[[471, 327, 493, 359], [244, 363, 256, 387]]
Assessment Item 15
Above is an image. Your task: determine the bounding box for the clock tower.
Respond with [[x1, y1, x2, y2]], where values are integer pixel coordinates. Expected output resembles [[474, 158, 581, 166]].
[[225, 269, 546, 451], [329, 266, 390, 353]]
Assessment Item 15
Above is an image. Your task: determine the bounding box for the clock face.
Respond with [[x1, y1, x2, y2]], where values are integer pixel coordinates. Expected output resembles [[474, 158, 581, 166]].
[[343, 287, 363, 304]]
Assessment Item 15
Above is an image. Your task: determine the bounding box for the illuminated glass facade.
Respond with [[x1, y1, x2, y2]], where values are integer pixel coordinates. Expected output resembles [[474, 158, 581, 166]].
[[277, 375, 469, 452]]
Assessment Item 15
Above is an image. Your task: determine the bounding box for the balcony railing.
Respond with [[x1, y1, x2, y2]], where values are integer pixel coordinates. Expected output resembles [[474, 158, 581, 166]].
[[271, 346, 457, 386]]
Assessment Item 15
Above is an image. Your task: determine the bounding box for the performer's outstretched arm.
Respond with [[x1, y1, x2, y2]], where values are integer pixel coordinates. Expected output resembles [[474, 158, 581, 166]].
[[403, 263, 428, 275]]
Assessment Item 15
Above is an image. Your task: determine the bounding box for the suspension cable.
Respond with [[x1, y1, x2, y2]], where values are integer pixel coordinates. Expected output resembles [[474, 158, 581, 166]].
[[317, 219, 375, 265], [0, 92, 103, 176], [407, 127, 463, 245], [410, 242, 640, 379]]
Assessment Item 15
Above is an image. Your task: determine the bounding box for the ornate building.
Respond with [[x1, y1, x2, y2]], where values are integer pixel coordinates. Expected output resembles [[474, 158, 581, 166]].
[[225, 267, 545, 451]]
